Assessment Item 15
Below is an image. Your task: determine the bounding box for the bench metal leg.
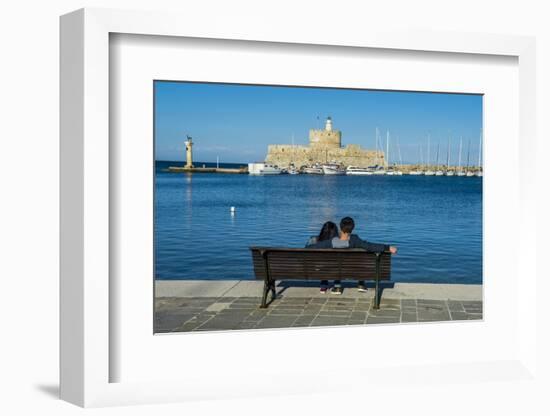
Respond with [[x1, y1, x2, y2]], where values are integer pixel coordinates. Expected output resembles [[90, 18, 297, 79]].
[[260, 279, 276, 308], [260, 280, 270, 308], [373, 253, 381, 309], [374, 276, 380, 309]]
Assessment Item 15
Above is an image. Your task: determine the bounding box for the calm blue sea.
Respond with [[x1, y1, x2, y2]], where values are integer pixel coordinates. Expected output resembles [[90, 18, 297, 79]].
[[155, 161, 482, 284]]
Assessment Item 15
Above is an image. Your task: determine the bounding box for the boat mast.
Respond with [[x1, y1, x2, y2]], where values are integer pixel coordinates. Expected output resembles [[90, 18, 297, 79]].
[[397, 136, 403, 165], [426, 134, 430, 170], [447, 137, 451, 170], [466, 138, 471, 170], [291, 133, 295, 165], [375, 127, 380, 166], [386, 130, 390, 168], [478, 128, 482, 170], [436, 139, 440, 170], [458, 137, 463, 170]]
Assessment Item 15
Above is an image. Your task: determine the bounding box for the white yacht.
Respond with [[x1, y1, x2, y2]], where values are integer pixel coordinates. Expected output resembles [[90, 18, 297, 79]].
[[475, 170, 483, 177], [322, 163, 346, 175], [303, 164, 323, 175], [456, 171, 466, 177], [466, 171, 475, 177], [424, 170, 436, 176], [445, 170, 455, 176], [259, 164, 282, 175], [409, 170, 423, 176], [346, 166, 373, 175], [435, 170, 444, 176], [288, 166, 300, 175]]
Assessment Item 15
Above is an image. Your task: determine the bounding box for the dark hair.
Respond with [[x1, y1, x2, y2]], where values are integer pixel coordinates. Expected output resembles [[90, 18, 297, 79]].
[[340, 217, 355, 234], [317, 221, 338, 241]]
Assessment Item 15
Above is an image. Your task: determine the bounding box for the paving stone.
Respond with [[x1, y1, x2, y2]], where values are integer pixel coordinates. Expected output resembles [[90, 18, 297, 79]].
[[255, 316, 298, 328], [462, 301, 482, 307], [368, 309, 401, 318], [327, 298, 355, 303], [311, 317, 349, 327], [467, 313, 483, 320], [244, 310, 269, 320], [417, 304, 446, 313], [350, 312, 368, 321], [154, 312, 194, 331], [318, 311, 352, 318], [380, 298, 400, 307], [347, 320, 366, 326], [450, 311, 469, 320], [447, 300, 465, 311], [292, 315, 316, 327], [216, 297, 236, 303], [269, 309, 303, 315], [366, 316, 400, 324], [463, 306, 483, 314], [195, 318, 244, 331], [176, 321, 203, 332], [401, 299, 417, 307], [235, 322, 258, 330], [205, 303, 229, 313], [418, 311, 450, 322], [310, 298, 328, 304], [401, 312, 417, 322]]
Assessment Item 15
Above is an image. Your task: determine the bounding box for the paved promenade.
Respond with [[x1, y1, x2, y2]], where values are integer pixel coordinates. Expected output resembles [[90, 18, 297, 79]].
[[155, 280, 483, 333]]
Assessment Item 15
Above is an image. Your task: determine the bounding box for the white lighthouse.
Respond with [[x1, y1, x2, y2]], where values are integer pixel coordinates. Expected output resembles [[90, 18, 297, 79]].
[[325, 116, 333, 131], [184, 135, 194, 168]]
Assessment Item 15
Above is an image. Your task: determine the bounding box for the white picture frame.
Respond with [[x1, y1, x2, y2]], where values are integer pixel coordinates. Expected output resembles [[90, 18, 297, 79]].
[[60, 8, 538, 408]]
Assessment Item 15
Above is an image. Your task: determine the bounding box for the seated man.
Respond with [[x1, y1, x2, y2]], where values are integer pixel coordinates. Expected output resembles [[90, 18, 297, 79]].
[[308, 216, 397, 295]]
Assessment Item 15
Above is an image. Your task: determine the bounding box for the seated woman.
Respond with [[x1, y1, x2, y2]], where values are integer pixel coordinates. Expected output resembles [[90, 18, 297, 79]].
[[305, 221, 339, 294]]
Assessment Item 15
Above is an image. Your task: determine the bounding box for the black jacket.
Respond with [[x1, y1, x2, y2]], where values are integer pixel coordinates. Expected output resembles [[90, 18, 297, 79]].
[[306, 234, 389, 253]]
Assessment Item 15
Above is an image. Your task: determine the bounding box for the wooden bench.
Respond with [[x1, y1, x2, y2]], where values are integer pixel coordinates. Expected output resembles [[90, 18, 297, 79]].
[[249, 247, 392, 309]]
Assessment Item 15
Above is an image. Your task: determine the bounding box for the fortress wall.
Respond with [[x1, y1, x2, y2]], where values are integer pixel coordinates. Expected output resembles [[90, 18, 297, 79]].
[[265, 144, 384, 168]]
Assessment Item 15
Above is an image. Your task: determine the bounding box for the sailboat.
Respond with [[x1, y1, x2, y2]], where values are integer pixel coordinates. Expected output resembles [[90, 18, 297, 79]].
[[409, 143, 423, 175], [385, 130, 396, 175], [475, 129, 483, 177], [456, 137, 466, 176], [445, 137, 455, 176], [435, 139, 444, 176], [466, 138, 475, 177], [288, 133, 300, 174], [373, 127, 386, 175], [424, 134, 435, 175]]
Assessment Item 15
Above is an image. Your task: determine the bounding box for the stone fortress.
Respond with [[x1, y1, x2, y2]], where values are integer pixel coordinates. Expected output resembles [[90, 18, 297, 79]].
[[264, 117, 384, 168]]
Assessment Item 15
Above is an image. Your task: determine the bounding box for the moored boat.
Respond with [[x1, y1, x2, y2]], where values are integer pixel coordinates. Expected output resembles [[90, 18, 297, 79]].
[[346, 166, 373, 175], [259, 164, 282, 175], [322, 163, 346, 175], [303, 164, 324, 174]]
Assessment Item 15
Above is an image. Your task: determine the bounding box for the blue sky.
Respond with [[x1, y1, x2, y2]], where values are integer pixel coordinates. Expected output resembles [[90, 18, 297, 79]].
[[155, 81, 482, 165]]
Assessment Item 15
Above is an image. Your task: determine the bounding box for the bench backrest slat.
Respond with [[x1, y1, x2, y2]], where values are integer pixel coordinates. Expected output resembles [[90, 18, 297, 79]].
[[250, 247, 391, 281]]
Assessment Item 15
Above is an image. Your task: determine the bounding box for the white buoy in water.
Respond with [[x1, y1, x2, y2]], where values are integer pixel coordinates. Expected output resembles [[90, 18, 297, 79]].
[[230, 206, 235, 213]]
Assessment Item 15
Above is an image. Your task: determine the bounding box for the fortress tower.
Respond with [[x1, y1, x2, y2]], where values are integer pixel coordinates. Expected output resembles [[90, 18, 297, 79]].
[[264, 116, 382, 168], [309, 116, 342, 149]]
